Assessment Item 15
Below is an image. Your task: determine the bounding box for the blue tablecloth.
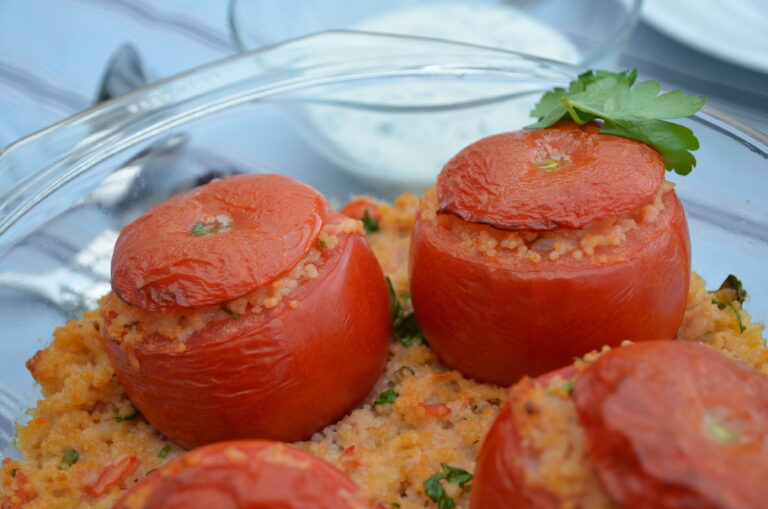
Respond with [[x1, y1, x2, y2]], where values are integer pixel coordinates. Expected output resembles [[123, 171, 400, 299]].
[[1, 0, 766, 149]]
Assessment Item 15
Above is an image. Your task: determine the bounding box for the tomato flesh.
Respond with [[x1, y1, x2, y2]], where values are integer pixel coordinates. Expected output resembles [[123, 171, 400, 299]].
[[574, 341, 768, 509], [104, 228, 391, 449]]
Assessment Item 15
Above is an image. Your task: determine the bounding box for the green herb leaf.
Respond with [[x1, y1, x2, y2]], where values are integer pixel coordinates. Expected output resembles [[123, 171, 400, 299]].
[[222, 307, 240, 319], [62, 449, 79, 467], [11, 468, 17, 478], [390, 503, 401, 508], [527, 69, 705, 175], [711, 299, 747, 333], [157, 444, 172, 459], [373, 387, 399, 407], [114, 410, 138, 423], [424, 473, 455, 509], [441, 463, 473, 488], [190, 222, 210, 236], [395, 312, 423, 347], [387, 276, 402, 323], [362, 209, 380, 235], [717, 274, 748, 305]]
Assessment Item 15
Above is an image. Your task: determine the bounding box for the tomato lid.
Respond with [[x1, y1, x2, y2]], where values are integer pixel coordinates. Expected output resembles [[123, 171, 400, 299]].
[[437, 121, 664, 231], [111, 174, 326, 312]]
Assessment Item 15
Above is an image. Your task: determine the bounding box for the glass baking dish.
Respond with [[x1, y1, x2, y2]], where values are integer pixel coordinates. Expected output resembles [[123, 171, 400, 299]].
[[1, 32, 766, 457]]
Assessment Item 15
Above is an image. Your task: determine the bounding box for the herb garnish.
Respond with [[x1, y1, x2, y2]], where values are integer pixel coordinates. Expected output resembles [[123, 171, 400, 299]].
[[386, 276, 424, 347], [711, 275, 748, 333], [157, 444, 172, 459], [527, 69, 706, 175], [114, 410, 138, 423], [423, 463, 473, 509], [11, 468, 17, 478], [62, 449, 79, 467], [222, 307, 240, 319], [362, 209, 380, 235], [372, 385, 399, 408]]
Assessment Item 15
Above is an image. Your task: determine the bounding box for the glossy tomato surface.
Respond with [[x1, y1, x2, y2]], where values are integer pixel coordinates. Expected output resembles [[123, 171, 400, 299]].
[[471, 366, 579, 509], [104, 228, 391, 449], [114, 440, 375, 509], [438, 121, 664, 231], [410, 189, 690, 385], [112, 174, 327, 312], [574, 341, 768, 509]]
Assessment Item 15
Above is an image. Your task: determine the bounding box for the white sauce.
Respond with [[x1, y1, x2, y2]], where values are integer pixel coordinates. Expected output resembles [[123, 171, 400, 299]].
[[304, 2, 581, 187]]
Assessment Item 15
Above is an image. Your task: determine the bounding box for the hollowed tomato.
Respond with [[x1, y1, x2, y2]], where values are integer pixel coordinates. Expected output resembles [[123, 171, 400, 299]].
[[103, 175, 391, 449], [114, 440, 376, 509], [410, 121, 690, 385]]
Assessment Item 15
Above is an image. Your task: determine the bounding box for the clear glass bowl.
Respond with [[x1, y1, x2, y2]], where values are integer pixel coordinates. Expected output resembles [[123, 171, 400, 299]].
[[228, 0, 644, 69], [229, 0, 644, 186], [1, 32, 766, 458]]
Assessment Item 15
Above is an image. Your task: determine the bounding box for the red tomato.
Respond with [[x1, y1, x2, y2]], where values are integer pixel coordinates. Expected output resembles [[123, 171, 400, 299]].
[[113, 440, 376, 509], [410, 122, 690, 385], [84, 455, 140, 498], [112, 174, 327, 312], [437, 120, 663, 231], [574, 341, 768, 509], [470, 366, 578, 509], [340, 197, 383, 222], [104, 225, 390, 449]]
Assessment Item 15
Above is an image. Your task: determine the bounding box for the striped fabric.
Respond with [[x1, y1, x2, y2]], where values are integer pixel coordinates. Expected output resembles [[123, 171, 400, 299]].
[[0, 0, 235, 148]]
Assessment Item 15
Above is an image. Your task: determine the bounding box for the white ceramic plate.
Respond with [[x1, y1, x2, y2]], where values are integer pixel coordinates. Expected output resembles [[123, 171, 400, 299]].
[[643, 0, 768, 73]]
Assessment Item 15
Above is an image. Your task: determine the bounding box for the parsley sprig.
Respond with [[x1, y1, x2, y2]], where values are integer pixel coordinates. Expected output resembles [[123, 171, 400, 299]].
[[423, 463, 473, 509], [527, 69, 706, 175], [386, 277, 425, 347], [710, 274, 748, 333]]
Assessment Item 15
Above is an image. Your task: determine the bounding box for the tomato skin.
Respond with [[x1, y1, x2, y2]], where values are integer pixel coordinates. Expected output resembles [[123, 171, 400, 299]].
[[574, 341, 768, 509], [437, 121, 664, 231], [409, 190, 690, 385], [114, 440, 375, 509], [341, 197, 383, 221], [470, 369, 576, 509], [112, 174, 327, 312], [103, 232, 391, 449]]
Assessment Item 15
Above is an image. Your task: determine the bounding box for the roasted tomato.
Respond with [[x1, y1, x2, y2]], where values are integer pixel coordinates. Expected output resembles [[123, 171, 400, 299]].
[[103, 174, 391, 449], [410, 121, 691, 385], [574, 341, 768, 509], [114, 440, 376, 509], [470, 366, 590, 509], [340, 196, 384, 222]]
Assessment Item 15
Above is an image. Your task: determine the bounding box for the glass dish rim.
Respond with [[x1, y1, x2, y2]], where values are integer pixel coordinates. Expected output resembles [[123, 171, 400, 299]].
[[0, 30, 766, 249]]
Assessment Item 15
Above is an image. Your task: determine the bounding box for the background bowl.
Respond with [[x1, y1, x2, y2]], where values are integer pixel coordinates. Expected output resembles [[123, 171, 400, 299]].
[[228, 0, 644, 187], [1, 32, 766, 457]]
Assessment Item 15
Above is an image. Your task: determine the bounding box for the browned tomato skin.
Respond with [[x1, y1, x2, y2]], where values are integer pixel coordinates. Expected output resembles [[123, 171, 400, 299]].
[[574, 341, 768, 509], [471, 366, 578, 509], [103, 232, 391, 449], [438, 121, 665, 231], [112, 174, 327, 312], [409, 191, 690, 385], [114, 440, 375, 509]]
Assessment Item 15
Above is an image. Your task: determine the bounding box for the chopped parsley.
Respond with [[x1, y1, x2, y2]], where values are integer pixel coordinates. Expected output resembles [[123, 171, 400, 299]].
[[717, 274, 747, 305], [222, 307, 240, 319], [157, 444, 172, 459], [386, 276, 425, 347], [423, 463, 473, 509], [114, 410, 138, 423], [361, 209, 380, 234], [62, 449, 79, 467], [372, 385, 399, 408], [527, 69, 705, 175], [11, 468, 17, 478], [190, 217, 232, 237], [710, 275, 748, 333]]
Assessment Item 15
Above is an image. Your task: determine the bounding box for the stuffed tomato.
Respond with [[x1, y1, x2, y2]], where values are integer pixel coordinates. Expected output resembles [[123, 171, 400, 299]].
[[471, 341, 768, 509], [102, 174, 391, 449], [115, 440, 376, 509], [409, 120, 691, 385]]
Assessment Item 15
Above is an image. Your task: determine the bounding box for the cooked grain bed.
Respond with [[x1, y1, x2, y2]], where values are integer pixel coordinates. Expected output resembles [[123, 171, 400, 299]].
[[1, 193, 766, 509]]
